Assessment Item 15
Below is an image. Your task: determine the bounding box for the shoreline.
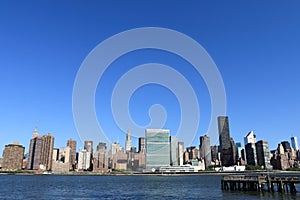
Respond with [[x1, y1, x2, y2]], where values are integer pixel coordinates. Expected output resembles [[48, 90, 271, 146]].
[[1, 170, 300, 176]]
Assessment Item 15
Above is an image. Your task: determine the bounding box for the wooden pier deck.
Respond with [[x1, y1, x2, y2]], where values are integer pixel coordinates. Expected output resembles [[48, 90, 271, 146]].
[[221, 174, 300, 193]]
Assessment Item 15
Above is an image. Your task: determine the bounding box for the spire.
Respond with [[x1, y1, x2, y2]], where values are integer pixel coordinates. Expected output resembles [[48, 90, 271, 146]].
[[32, 124, 39, 139]]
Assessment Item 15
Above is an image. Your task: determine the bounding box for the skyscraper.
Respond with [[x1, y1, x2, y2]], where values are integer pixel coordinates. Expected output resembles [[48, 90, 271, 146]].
[[210, 145, 219, 162], [281, 141, 291, 152], [2, 142, 25, 171], [218, 116, 235, 166], [110, 142, 121, 157], [77, 149, 91, 171], [170, 136, 178, 166], [199, 134, 211, 167], [138, 137, 145, 153], [245, 142, 257, 166], [93, 142, 108, 173], [145, 129, 170, 171], [84, 140, 93, 170], [255, 140, 270, 169], [244, 131, 256, 145], [27, 129, 43, 170], [125, 130, 132, 152], [27, 128, 55, 171], [84, 140, 93, 154], [178, 142, 184, 166], [41, 133, 54, 171], [291, 136, 299, 151], [67, 139, 77, 170], [96, 142, 107, 151]]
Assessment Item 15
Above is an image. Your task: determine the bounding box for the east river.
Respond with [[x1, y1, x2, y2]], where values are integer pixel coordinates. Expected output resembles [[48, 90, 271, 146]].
[[0, 174, 299, 199]]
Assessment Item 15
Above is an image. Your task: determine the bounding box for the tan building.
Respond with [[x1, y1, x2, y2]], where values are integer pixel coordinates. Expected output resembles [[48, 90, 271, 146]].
[[111, 151, 128, 170], [52, 161, 69, 173], [2, 142, 25, 171], [41, 133, 54, 171], [93, 150, 109, 173]]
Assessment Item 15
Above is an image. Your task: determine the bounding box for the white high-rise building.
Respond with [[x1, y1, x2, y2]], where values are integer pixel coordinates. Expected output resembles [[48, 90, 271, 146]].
[[244, 131, 257, 145], [291, 136, 299, 151], [77, 149, 91, 171], [125, 130, 132, 152], [178, 142, 184, 166]]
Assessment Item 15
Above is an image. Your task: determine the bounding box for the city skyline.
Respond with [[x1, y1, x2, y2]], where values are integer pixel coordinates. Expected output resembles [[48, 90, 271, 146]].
[[1, 116, 300, 173], [1, 1, 300, 154], [1, 117, 299, 159]]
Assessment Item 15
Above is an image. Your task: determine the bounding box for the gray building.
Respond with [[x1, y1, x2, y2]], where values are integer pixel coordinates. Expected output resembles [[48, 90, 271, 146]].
[[145, 129, 170, 171], [199, 134, 211, 167]]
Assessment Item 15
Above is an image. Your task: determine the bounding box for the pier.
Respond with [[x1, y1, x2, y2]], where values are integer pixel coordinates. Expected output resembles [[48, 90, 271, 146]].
[[221, 174, 300, 193]]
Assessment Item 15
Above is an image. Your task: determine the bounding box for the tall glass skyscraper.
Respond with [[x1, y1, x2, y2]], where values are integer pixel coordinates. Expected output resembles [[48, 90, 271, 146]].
[[145, 129, 170, 171], [291, 136, 299, 151], [218, 116, 235, 166]]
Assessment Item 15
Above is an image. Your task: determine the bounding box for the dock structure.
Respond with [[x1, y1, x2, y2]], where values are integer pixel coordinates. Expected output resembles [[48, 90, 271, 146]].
[[221, 175, 300, 193]]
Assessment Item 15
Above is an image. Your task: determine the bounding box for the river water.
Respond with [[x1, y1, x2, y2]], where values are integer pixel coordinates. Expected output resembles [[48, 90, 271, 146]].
[[0, 174, 299, 199]]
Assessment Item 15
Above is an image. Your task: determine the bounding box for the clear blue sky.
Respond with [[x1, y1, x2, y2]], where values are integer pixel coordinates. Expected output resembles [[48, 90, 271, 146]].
[[1, 1, 300, 154]]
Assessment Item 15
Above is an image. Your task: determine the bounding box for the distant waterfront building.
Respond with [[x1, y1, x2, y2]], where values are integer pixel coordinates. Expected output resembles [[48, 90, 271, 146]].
[[255, 140, 271, 169], [178, 142, 184, 166], [199, 134, 211, 168], [67, 139, 77, 170], [84, 141, 93, 154], [138, 137, 145, 153], [244, 131, 256, 145], [236, 142, 242, 158], [125, 130, 132, 152], [110, 142, 121, 157], [211, 145, 219, 162], [185, 146, 199, 163], [2, 142, 25, 171], [145, 129, 170, 171], [111, 151, 128, 170], [27, 128, 43, 170], [41, 133, 54, 171], [291, 136, 299, 151], [52, 148, 59, 161], [270, 143, 289, 170], [245, 142, 257, 166], [58, 146, 71, 164], [77, 149, 91, 171], [93, 142, 108, 173], [170, 136, 178, 166], [96, 142, 107, 151], [281, 141, 291, 152], [244, 131, 258, 166], [218, 116, 235, 166]]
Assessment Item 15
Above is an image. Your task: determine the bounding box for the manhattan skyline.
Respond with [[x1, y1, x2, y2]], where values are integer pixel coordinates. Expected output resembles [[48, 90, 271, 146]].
[[1, 1, 300, 153]]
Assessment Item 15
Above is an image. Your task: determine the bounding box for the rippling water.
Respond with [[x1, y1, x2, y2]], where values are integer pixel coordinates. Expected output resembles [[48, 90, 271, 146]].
[[0, 174, 299, 199]]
